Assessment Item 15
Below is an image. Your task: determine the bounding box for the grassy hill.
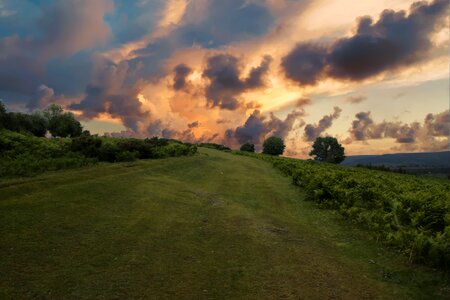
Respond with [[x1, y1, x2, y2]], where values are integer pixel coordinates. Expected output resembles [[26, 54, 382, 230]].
[[0, 148, 448, 299]]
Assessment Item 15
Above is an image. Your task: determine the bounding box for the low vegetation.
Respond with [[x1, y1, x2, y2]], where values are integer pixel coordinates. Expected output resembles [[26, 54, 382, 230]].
[[0, 130, 197, 178], [236, 151, 450, 270], [0, 102, 197, 178], [198, 142, 231, 151], [1, 148, 448, 299]]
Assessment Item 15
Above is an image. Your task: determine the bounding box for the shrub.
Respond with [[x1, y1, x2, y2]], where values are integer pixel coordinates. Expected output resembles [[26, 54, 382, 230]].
[[241, 152, 450, 270], [71, 135, 103, 157], [240, 143, 255, 152], [98, 143, 121, 162]]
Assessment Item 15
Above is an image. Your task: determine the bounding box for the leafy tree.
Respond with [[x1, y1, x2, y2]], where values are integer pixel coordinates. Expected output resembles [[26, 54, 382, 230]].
[[0, 100, 5, 115], [44, 104, 83, 137], [29, 112, 48, 137], [48, 113, 82, 137], [309, 136, 345, 164], [43, 104, 64, 120], [262, 136, 285, 156], [240, 142, 255, 152], [0, 101, 6, 129]]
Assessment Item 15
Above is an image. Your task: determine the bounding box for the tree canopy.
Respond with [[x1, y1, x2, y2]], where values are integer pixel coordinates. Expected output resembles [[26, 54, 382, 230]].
[[240, 142, 255, 152], [309, 136, 345, 164], [0, 102, 83, 138], [262, 136, 285, 156]]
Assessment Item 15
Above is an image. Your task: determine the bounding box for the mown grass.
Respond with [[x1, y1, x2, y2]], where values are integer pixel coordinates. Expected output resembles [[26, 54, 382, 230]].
[[0, 148, 448, 299]]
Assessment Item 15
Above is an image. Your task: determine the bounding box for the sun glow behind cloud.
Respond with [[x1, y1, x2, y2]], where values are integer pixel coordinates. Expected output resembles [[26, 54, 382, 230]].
[[0, 0, 448, 155]]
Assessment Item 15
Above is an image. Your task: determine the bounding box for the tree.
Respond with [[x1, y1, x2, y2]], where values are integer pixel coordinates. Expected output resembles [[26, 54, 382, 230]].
[[48, 113, 82, 137], [0, 100, 5, 129], [44, 104, 83, 137], [240, 142, 255, 152], [309, 136, 345, 164], [28, 112, 48, 137], [262, 136, 285, 156]]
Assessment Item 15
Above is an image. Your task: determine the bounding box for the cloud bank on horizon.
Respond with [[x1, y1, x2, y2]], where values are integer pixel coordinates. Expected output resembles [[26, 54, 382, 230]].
[[0, 0, 448, 156]]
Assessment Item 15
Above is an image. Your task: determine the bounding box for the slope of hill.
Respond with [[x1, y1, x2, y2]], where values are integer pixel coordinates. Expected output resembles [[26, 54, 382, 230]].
[[0, 148, 447, 299], [343, 151, 450, 167]]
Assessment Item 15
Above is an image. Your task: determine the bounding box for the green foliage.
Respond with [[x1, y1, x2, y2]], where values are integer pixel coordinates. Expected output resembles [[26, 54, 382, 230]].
[[44, 104, 82, 138], [71, 135, 103, 157], [262, 136, 285, 156], [0, 100, 5, 114], [240, 142, 255, 152], [309, 136, 345, 164], [0, 102, 83, 137], [236, 151, 450, 270], [0, 101, 5, 129], [0, 130, 95, 177], [198, 143, 231, 151], [0, 130, 198, 178]]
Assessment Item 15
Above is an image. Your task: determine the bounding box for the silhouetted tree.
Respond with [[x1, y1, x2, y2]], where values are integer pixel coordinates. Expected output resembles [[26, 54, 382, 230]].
[[262, 136, 285, 156], [240, 142, 255, 152], [0, 101, 6, 129], [309, 136, 345, 164]]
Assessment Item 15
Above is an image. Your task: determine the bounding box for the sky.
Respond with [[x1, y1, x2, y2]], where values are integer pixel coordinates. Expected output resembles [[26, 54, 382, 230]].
[[0, 0, 448, 157]]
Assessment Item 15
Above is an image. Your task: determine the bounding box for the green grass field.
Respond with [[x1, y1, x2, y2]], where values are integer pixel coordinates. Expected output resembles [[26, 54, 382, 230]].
[[1, 148, 448, 299]]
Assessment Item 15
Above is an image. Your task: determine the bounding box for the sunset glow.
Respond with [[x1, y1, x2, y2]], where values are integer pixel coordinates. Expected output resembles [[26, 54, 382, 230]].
[[0, 0, 448, 156]]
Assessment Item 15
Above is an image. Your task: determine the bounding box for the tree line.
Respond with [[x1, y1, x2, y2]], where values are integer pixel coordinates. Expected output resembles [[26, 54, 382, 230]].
[[240, 136, 345, 164], [0, 101, 84, 138]]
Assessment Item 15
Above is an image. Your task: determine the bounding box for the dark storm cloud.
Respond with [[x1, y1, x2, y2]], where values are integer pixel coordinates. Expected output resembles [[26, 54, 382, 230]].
[[226, 109, 304, 146], [173, 64, 193, 91], [245, 55, 273, 88], [27, 85, 56, 110], [281, 44, 328, 86], [203, 54, 273, 110], [348, 110, 449, 150], [304, 106, 342, 141], [282, 0, 449, 85], [70, 58, 149, 132], [126, 0, 275, 81], [0, 0, 112, 106]]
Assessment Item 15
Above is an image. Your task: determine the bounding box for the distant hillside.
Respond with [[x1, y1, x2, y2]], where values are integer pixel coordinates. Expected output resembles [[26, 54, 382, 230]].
[[343, 152, 450, 175]]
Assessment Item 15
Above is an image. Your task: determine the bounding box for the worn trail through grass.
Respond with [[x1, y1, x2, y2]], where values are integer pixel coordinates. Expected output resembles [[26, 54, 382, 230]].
[[0, 148, 447, 299]]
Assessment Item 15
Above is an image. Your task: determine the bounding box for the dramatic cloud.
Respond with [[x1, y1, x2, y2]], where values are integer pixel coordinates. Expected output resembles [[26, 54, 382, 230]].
[[71, 56, 149, 132], [226, 109, 304, 146], [348, 110, 450, 151], [0, 0, 448, 156], [282, 0, 449, 86], [304, 106, 342, 141], [0, 0, 113, 99], [203, 54, 272, 110], [27, 85, 56, 110], [172, 0, 274, 48], [173, 64, 192, 91]]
